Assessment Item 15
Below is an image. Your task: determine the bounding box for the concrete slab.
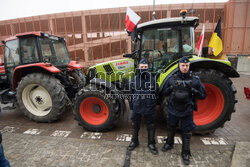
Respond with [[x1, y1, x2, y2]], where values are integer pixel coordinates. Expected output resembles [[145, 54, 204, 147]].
[[231, 141, 250, 167]]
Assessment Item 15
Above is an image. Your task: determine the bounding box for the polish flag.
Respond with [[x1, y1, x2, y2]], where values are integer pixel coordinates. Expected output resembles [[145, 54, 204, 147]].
[[197, 24, 205, 57], [125, 8, 141, 33]]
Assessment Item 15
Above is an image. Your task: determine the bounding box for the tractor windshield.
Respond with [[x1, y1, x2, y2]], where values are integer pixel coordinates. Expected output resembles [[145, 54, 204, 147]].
[[5, 39, 20, 67], [39, 38, 70, 67], [141, 27, 195, 73]]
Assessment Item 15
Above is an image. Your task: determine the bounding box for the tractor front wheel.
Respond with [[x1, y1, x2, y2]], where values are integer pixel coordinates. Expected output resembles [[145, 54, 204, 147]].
[[73, 85, 119, 131], [16, 73, 67, 122]]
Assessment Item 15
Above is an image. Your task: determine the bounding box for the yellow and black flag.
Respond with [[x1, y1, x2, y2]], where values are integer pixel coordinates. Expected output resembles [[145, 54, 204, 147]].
[[208, 17, 223, 56]]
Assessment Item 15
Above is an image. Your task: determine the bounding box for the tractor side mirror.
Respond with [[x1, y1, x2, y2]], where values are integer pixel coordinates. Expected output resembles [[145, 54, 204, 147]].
[[123, 50, 137, 59], [123, 53, 133, 58]]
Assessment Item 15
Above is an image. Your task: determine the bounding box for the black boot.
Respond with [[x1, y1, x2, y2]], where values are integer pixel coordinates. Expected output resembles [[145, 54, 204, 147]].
[[162, 125, 176, 152], [181, 131, 192, 165], [147, 124, 158, 155], [127, 122, 140, 151]]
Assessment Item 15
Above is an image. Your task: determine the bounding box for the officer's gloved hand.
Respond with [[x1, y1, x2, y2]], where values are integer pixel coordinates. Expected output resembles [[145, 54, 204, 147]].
[[191, 88, 199, 95]]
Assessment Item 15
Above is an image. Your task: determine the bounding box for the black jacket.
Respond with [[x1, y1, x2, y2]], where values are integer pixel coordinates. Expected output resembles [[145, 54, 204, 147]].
[[130, 72, 159, 115], [163, 71, 207, 117]]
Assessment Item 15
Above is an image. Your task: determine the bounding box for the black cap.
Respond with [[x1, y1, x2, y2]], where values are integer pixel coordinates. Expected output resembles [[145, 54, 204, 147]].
[[139, 58, 149, 65], [179, 56, 190, 63]]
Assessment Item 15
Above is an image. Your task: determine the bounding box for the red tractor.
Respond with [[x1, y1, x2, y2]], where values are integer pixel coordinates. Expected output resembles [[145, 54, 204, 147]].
[[0, 32, 86, 122]]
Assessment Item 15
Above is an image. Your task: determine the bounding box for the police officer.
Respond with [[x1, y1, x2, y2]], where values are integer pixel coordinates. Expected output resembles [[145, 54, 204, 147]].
[[162, 56, 206, 165], [127, 58, 159, 155], [0, 132, 10, 167]]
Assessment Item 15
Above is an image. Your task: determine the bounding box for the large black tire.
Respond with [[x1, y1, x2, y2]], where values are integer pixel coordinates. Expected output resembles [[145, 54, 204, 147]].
[[70, 69, 86, 88], [73, 85, 120, 132], [16, 73, 67, 122], [193, 69, 237, 134]]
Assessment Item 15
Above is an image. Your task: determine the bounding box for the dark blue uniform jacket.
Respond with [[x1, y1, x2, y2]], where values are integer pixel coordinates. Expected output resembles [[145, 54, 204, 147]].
[[130, 73, 159, 115], [163, 71, 207, 117], [0, 132, 10, 167]]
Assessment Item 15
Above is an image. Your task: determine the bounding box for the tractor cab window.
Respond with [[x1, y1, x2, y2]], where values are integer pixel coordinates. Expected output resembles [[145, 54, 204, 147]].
[[141, 27, 195, 73], [5, 39, 20, 67], [39, 38, 70, 67], [20, 38, 39, 64], [40, 38, 53, 59], [141, 28, 180, 73], [182, 27, 195, 54], [53, 40, 70, 64]]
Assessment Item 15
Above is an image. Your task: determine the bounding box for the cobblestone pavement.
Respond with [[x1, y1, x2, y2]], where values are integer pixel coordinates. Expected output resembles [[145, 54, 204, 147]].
[[0, 76, 249, 166], [1, 132, 234, 167]]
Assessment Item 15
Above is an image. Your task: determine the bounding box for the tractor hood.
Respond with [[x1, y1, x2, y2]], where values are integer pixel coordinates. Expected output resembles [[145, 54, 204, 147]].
[[87, 58, 135, 82]]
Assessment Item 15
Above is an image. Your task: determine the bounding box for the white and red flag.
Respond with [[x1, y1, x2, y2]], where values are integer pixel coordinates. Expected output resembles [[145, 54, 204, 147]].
[[125, 8, 141, 33], [196, 24, 205, 57]]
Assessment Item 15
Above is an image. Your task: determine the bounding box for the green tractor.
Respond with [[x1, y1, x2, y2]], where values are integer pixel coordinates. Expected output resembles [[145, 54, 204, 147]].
[[74, 15, 239, 134]]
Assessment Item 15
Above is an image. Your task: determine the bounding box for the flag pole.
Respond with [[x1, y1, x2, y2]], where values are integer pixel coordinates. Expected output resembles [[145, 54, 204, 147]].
[[198, 24, 205, 57]]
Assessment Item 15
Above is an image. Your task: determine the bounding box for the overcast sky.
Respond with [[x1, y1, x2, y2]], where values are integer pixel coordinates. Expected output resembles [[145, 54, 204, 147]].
[[0, 0, 229, 21]]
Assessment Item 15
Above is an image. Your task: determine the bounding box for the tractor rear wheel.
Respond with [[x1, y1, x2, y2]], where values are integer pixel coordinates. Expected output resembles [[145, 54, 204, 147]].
[[193, 69, 237, 134], [73, 85, 120, 132], [69, 69, 86, 88], [16, 73, 67, 122]]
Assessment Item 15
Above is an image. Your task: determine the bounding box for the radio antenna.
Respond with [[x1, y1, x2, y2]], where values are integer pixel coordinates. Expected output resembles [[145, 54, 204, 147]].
[[152, 0, 155, 20]]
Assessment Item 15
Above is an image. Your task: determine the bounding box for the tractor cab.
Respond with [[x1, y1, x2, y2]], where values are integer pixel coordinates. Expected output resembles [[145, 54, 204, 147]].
[[128, 16, 199, 74], [1, 32, 74, 88], [3, 32, 70, 68]]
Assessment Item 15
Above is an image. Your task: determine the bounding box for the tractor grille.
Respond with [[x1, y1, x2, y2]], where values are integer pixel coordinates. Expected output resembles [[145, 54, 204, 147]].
[[103, 64, 113, 75]]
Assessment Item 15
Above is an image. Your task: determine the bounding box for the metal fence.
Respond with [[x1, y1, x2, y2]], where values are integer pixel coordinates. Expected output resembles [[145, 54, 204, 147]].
[[0, 0, 249, 68]]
